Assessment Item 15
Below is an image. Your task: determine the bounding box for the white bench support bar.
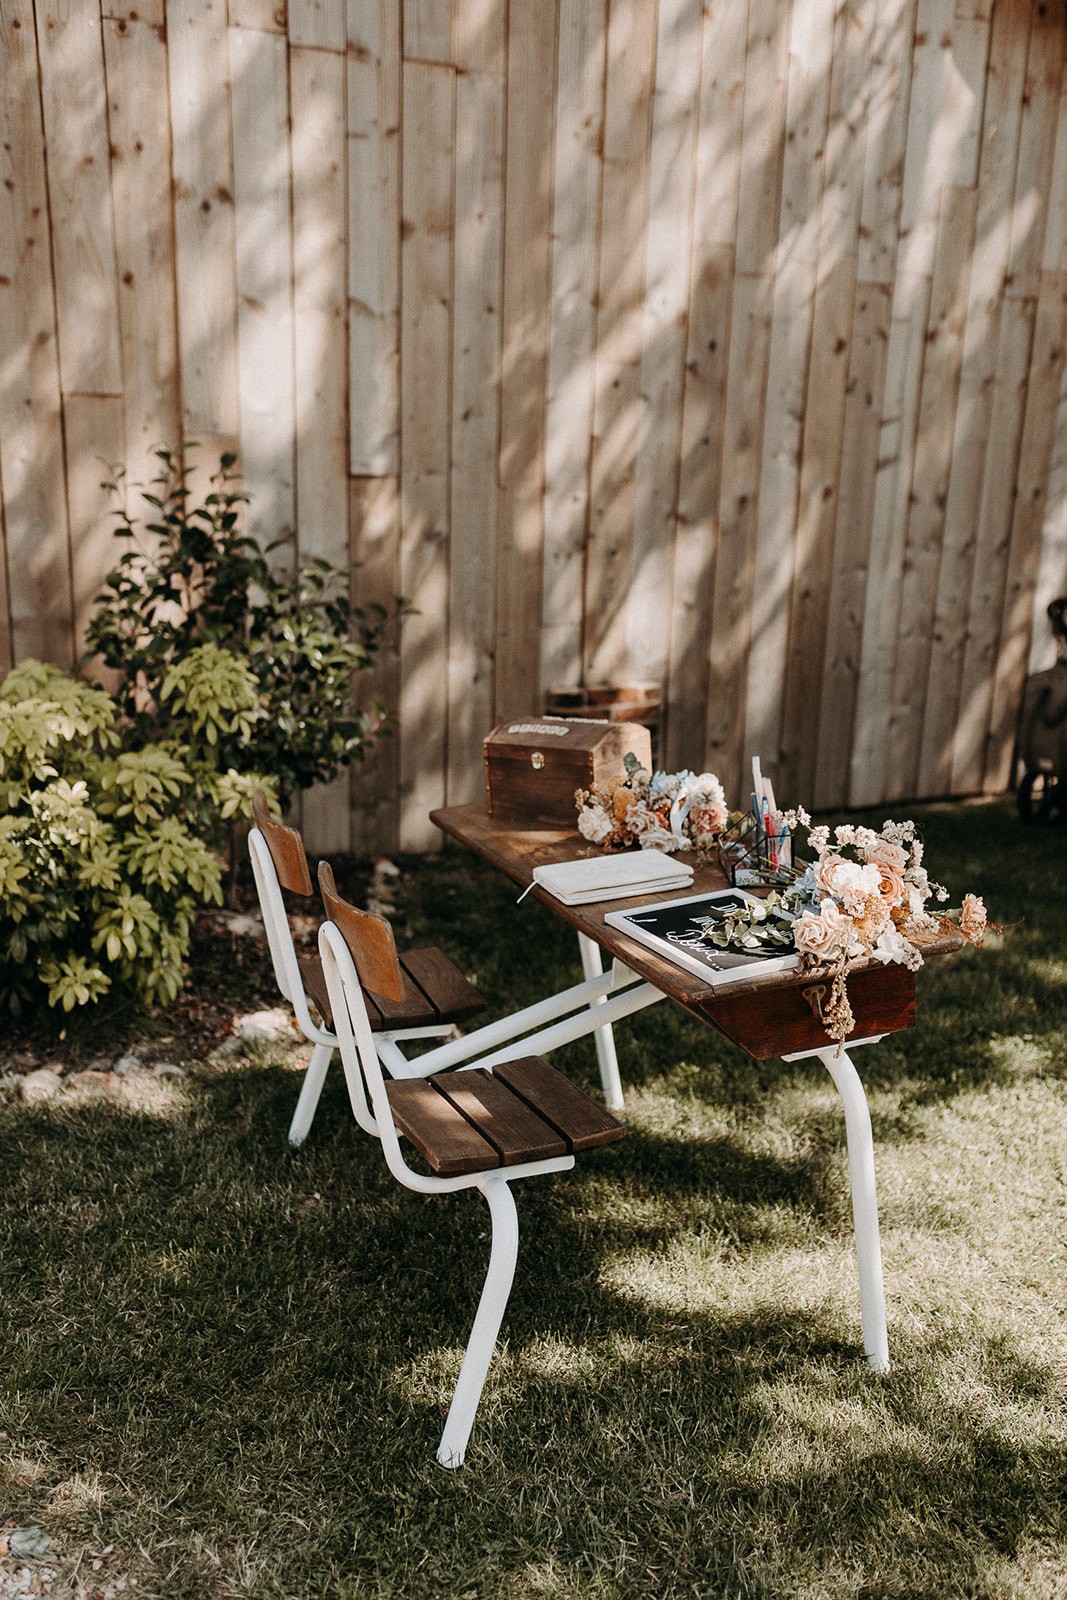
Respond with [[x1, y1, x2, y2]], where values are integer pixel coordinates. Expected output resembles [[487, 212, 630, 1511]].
[[377, 967, 663, 1081]]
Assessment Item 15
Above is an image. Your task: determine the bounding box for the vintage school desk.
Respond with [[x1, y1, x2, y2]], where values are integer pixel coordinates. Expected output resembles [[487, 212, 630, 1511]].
[[417, 802, 963, 1374]]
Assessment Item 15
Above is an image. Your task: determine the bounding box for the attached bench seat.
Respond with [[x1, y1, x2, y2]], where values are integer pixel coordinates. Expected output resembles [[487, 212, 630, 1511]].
[[386, 1055, 625, 1176], [316, 860, 626, 1466], [248, 792, 486, 1146]]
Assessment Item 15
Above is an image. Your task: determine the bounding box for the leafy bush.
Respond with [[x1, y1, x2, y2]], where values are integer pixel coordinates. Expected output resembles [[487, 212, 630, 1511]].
[[0, 659, 274, 1016], [85, 446, 397, 809]]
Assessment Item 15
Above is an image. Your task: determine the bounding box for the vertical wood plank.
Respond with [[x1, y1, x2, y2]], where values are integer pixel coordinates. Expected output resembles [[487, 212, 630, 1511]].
[[584, 0, 656, 685], [102, 16, 181, 491], [289, 0, 346, 50], [291, 43, 352, 854], [168, 0, 240, 441], [916, 2, 1027, 794], [103, 0, 164, 27], [495, 3, 557, 718], [985, 272, 1067, 788], [887, 184, 976, 800], [629, 0, 703, 712], [1005, 6, 1064, 303], [788, 0, 880, 807], [848, 270, 931, 805], [541, 0, 606, 694], [229, 25, 296, 554], [350, 475, 402, 855], [857, 0, 917, 286], [813, 284, 892, 808], [291, 45, 347, 566], [398, 59, 453, 849], [404, 0, 451, 63], [453, 0, 503, 74], [744, 0, 836, 784], [447, 65, 505, 803], [734, 0, 790, 278], [35, 0, 122, 396], [0, 0, 73, 665], [706, 272, 774, 803], [948, 291, 1037, 792], [63, 394, 126, 660], [228, 0, 284, 31], [348, 1, 400, 475], [670, 0, 748, 767]]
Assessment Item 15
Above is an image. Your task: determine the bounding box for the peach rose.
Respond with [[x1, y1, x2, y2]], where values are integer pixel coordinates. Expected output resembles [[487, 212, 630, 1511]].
[[793, 900, 852, 962], [863, 838, 909, 875]]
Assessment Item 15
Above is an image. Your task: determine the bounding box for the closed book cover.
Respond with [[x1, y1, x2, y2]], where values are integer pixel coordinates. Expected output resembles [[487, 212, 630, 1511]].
[[531, 850, 694, 906]]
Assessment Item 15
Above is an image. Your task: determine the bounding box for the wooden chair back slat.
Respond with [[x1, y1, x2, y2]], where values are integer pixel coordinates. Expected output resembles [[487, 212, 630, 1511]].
[[399, 948, 485, 1024], [252, 791, 313, 897], [318, 860, 406, 1004]]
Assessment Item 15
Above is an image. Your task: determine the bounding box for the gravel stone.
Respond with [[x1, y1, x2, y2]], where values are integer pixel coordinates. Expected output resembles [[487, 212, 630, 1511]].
[[19, 1070, 62, 1103]]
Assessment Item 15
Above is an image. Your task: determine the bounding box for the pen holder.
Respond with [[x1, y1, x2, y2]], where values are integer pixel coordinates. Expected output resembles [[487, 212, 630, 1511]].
[[717, 814, 795, 888]]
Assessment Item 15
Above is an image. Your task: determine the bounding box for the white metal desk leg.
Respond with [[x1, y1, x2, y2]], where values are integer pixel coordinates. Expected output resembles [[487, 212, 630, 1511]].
[[818, 1047, 890, 1373], [577, 932, 625, 1112]]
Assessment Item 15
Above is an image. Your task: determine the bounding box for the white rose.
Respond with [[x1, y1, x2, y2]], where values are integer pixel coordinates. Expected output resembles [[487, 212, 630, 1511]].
[[577, 805, 614, 844]]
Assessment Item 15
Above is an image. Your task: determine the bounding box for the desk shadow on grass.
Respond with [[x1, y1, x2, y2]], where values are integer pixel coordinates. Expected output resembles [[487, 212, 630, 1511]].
[[3, 1062, 1065, 1598]]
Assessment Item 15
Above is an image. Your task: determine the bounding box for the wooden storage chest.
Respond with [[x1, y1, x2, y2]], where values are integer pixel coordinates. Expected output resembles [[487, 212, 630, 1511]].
[[483, 717, 652, 825]]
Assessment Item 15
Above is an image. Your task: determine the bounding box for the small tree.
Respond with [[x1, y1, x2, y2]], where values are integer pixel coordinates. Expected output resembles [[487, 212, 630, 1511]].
[[85, 445, 400, 811]]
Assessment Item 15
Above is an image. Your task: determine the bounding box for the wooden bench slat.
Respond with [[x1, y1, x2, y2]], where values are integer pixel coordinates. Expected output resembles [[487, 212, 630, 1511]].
[[434, 1069, 568, 1165], [386, 1079, 502, 1175], [400, 948, 487, 1024], [493, 1058, 626, 1152], [297, 952, 335, 1029], [366, 967, 439, 1027]]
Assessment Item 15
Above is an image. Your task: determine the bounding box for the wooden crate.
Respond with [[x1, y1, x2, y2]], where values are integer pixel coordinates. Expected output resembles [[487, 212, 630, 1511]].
[[483, 716, 652, 825]]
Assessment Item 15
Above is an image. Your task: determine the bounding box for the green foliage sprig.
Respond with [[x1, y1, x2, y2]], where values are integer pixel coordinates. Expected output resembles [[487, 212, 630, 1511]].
[[0, 660, 259, 1015]]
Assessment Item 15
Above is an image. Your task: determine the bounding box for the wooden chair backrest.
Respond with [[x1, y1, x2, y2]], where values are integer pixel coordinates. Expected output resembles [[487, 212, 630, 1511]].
[[252, 791, 313, 897], [317, 860, 405, 1003]]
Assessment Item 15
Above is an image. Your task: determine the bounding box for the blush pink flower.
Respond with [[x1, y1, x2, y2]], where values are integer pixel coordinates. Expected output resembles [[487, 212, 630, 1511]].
[[793, 900, 853, 962]]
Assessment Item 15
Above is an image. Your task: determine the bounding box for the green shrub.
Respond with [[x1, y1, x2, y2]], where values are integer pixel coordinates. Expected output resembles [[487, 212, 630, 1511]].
[[85, 446, 398, 809], [0, 659, 275, 1016]]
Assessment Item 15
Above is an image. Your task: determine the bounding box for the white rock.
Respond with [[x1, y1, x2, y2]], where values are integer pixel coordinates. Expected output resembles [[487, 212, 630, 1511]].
[[113, 1053, 142, 1076], [150, 1062, 185, 1078], [237, 1008, 296, 1044], [206, 1036, 245, 1064], [212, 910, 265, 938], [20, 1068, 62, 1102]]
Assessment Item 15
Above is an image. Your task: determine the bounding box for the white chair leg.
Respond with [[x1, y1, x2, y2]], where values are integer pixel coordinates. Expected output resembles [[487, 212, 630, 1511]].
[[577, 932, 626, 1112], [818, 1046, 890, 1373], [287, 1040, 333, 1148], [436, 1175, 520, 1468]]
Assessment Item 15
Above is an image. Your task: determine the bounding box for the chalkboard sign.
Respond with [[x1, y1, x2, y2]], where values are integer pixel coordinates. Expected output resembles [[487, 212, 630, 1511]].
[[605, 889, 799, 988]]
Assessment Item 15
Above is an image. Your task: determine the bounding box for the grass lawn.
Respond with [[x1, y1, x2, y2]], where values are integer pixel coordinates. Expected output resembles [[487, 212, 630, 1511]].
[[1, 798, 1065, 1599]]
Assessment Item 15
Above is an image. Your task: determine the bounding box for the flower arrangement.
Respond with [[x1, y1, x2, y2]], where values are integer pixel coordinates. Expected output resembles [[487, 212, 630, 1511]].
[[707, 810, 988, 1043], [575, 756, 728, 854]]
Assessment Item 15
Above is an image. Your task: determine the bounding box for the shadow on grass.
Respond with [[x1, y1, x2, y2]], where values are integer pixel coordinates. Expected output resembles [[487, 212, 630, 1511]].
[[2, 1051, 1065, 1600]]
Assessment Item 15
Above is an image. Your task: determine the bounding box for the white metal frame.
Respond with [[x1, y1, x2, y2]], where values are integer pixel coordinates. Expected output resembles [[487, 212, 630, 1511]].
[[318, 918, 577, 1468], [248, 826, 456, 1146]]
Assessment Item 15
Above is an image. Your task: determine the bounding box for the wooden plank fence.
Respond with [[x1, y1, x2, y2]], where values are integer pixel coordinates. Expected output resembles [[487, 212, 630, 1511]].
[[2, 0, 1067, 851]]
